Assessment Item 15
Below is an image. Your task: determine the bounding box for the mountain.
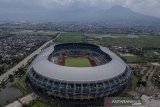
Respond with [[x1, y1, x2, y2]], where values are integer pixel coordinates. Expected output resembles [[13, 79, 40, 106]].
[[99, 6, 160, 26], [0, 5, 160, 26]]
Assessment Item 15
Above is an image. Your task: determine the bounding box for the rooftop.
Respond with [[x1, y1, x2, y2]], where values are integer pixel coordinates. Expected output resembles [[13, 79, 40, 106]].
[[29, 44, 127, 82]]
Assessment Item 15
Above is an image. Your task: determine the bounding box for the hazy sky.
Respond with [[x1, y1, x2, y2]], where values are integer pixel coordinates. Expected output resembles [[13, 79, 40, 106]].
[[0, 0, 160, 18]]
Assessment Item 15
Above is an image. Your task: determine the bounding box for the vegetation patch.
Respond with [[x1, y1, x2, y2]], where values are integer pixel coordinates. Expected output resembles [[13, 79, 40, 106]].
[[15, 72, 31, 95], [122, 56, 143, 63], [55, 32, 86, 43], [131, 74, 139, 90], [103, 36, 160, 48]]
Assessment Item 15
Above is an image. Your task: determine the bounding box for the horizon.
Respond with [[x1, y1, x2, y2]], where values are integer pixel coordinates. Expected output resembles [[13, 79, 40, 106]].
[[0, 0, 160, 22]]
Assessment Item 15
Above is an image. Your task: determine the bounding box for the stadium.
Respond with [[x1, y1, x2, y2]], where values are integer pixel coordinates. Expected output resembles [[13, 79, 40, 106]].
[[27, 43, 131, 100]]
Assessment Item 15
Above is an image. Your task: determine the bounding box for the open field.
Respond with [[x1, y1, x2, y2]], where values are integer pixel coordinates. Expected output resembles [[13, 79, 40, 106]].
[[87, 35, 160, 48], [86, 33, 139, 39], [55, 32, 85, 43], [103, 36, 160, 48], [122, 56, 143, 63], [65, 57, 91, 67]]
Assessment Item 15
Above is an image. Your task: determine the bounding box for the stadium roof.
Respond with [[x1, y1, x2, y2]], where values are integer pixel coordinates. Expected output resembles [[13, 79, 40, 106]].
[[29, 44, 127, 82]]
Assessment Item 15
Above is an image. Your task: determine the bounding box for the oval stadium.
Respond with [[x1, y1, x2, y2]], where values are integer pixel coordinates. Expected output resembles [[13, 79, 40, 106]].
[[27, 43, 131, 100]]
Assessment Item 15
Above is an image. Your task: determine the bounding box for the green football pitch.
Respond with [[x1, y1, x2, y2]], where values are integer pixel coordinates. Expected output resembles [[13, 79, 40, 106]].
[[64, 57, 91, 67]]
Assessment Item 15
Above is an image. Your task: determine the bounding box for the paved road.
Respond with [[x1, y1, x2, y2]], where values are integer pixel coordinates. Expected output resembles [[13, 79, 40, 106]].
[[0, 33, 61, 83]]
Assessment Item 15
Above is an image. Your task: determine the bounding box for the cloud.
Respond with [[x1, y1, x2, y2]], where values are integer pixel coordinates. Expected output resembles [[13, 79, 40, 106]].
[[0, 0, 160, 18]]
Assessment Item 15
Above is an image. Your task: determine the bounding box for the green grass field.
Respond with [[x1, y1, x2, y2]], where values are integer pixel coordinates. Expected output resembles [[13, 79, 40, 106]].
[[122, 56, 143, 63], [65, 57, 91, 67], [88, 35, 160, 48], [55, 32, 85, 43], [103, 36, 160, 48]]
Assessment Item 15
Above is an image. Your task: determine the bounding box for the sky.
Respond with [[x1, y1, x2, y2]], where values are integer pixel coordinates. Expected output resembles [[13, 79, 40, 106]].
[[0, 0, 160, 20]]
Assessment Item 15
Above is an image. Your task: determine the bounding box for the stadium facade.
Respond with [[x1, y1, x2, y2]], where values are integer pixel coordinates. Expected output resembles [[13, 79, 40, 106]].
[[27, 43, 131, 100]]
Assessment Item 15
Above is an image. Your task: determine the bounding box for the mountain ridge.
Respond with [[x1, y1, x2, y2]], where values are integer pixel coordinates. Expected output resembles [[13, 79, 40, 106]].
[[0, 5, 160, 26]]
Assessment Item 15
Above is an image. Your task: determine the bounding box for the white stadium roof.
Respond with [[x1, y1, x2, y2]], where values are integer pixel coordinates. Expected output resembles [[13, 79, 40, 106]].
[[29, 45, 127, 82]]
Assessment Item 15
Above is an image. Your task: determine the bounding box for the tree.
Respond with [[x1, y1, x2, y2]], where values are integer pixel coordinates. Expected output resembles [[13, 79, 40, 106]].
[[0, 80, 6, 88], [0, 66, 5, 75], [8, 74, 13, 80]]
